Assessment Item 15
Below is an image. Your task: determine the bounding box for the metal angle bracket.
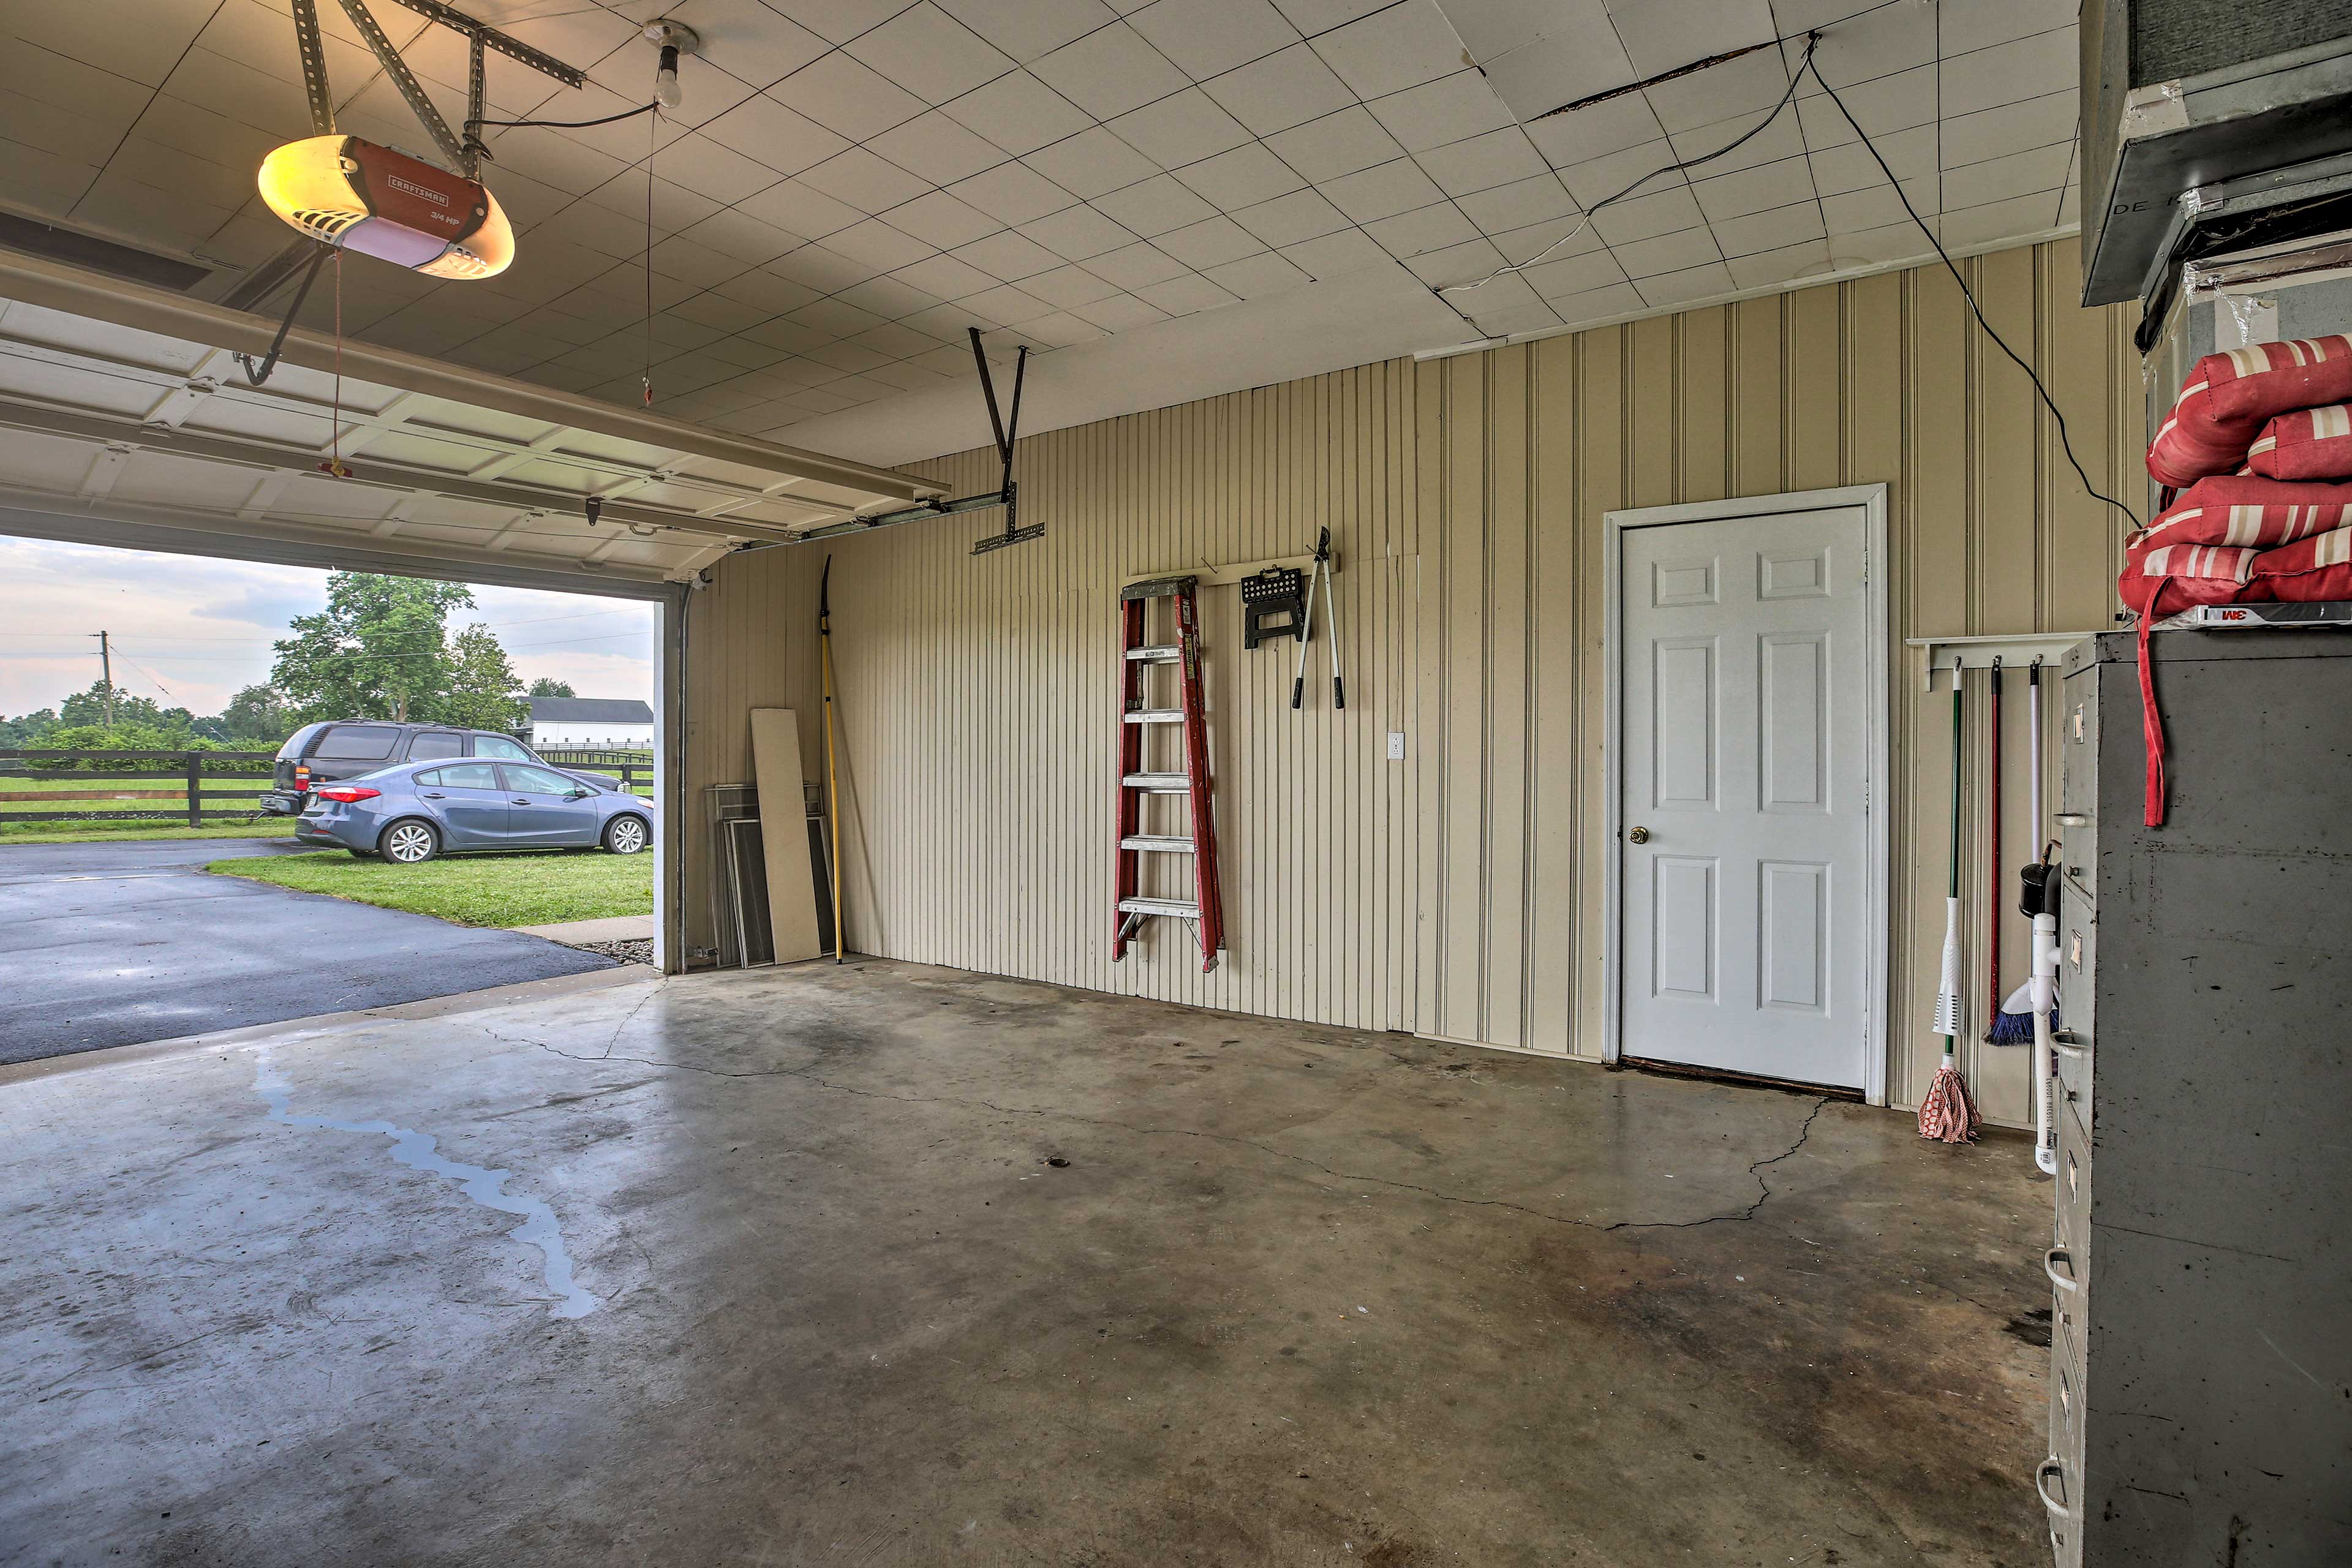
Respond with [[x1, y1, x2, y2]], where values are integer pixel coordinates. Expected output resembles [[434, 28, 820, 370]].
[[967, 326, 1038, 556], [330, 0, 589, 178]]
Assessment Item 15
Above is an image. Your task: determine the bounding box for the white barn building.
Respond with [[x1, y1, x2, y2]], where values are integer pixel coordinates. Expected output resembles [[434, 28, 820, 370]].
[[525, 698, 654, 751]]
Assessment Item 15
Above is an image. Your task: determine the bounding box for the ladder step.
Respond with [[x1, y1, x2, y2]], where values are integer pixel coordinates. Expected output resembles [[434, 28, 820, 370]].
[[1121, 835, 1195, 853], [1125, 645, 1180, 663], [1118, 897, 1199, 918], [1123, 709, 1183, 724], [1121, 772, 1192, 792]]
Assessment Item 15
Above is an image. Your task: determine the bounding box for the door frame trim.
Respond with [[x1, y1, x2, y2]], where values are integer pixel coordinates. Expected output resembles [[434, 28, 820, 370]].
[[1600, 484, 1891, 1106]]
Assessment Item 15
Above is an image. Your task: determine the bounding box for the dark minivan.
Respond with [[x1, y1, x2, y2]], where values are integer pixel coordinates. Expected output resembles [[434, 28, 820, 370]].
[[262, 721, 619, 814]]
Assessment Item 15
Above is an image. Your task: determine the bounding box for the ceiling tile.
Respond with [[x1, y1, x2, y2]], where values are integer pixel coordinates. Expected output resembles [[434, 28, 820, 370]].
[[1645, 48, 1793, 135], [1939, 140, 2074, 212], [1107, 89, 1254, 168], [1265, 106, 1406, 184], [934, 0, 1124, 64], [1479, 27, 1634, 124], [943, 72, 1098, 157], [1709, 198, 1826, 258], [1154, 213, 1267, 267], [737, 178, 868, 240], [776, 51, 930, 142], [1585, 182, 1703, 244], [882, 189, 1008, 248], [1031, 23, 1190, 121], [18, 1, 212, 89], [1724, 236, 1834, 291], [712, 268, 827, 314], [1361, 199, 1479, 256], [1417, 126, 1547, 197], [584, 171, 726, 234], [769, 241, 884, 292], [1398, 234, 1502, 285], [1792, 64, 1935, 148], [1484, 211, 1601, 263], [1267, 0, 1392, 35], [1026, 127, 1164, 198], [1134, 271, 1240, 314], [1310, 1, 1467, 102], [1320, 157, 1445, 224], [667, 0, 831, 87], [1202, 250, 1311, 298], [1660, 102, 1806, 180], [1129, 0, 1302, 80], [1020, 263, 1128, 306], [868, 111, 1013, 187], [1453, 172, 1578, 232], [1938, 0, 2078, 58], [1939, 30, 2077, 119], [699, 93, 855, 177], [950, 160, 1082, 224], [677, 208, 810, 265], [1939, 90, 2076, 170], [892, 251, 1007, 298], [1072, 293, 1170, 330], [1091, 173, 1221, 236], [1364, 70, 1516, 154], [1689, 156, 1817, 223], [657, 133, 787, 204], [797, 146, 935, 214], [1434, 0, 1600, 62], [835, 276, 946, 319], [1636, 258, 1738, 308], [1608, 0, 1773, 77], [1806, 123, 1934, 197], [1273, 226, 1389, 283], [1018, 311, 1109, 345], [1199, 43, 1355, 137], [1023, 203, 1142, 260], [768, 0, 920, 47], [959, 282, 1057, 323], [1520, 245, 1624, 300], [1083, 240, 1191, 288], [953, 228, 1068, 281], [846, 2, 1020, 105], [1458, 298, 1565, 336], [1792, 0, 1934, 89], [1231, 187, 1353, 247], [1819, 178, 1936, 233], [792, 296, 891, 336], [1171, 143, 1305, 208]]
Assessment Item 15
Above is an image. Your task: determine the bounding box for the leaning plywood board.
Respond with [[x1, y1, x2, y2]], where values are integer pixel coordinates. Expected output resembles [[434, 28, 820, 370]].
[[748, 708, 824, 962]]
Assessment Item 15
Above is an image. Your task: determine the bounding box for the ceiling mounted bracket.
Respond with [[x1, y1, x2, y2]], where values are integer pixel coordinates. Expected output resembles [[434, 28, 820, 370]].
[[967, 327, 1039, 556], [291, 0, 337, 136], [313, 0, 586, 178]]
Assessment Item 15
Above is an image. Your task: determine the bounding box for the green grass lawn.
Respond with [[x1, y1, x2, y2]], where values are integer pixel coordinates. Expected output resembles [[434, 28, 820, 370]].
[[206, 848, 654, 928]]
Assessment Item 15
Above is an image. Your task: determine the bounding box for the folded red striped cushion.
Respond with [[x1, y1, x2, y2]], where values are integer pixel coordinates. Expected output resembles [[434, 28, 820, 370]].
[[2247, 403, 2352, 481], [2116, 537, 2258, 616], [2147, 336, 2352, 487], [2130, 474, 2352, 551], [2248, 526, 2352, 602]]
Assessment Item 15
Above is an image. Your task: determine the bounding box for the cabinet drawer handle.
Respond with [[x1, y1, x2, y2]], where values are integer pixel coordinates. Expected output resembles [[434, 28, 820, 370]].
[[2054, 812, 2089, 827], [2036, 1458, 2075, 1520], [2052, 1030, 2088, 1059], [2045, 1247, 2079, 1294]]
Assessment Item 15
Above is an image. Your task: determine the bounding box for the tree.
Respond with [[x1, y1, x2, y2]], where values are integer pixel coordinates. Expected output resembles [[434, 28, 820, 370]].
[[215, 684, 301, 742], [527, 677, 576, 698], [0, 708, 58, 747], [270, 573, 478, 725], [439, 623, 528, 731], [59, 680, 172, 733]]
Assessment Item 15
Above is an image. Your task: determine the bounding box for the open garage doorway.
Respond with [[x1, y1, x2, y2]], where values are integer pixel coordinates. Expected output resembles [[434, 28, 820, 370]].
[[0, 251, 943, 1065]]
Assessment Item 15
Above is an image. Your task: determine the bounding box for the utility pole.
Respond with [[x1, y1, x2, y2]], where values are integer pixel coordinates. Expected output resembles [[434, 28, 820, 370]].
[[92, 630, 113, 727]]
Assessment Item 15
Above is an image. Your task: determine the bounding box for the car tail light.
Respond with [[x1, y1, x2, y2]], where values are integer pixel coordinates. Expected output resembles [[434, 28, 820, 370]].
[[314, 786, 380, 803]]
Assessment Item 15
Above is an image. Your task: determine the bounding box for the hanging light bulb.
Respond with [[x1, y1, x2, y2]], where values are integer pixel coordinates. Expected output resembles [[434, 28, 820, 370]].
[[644, 21, 700, 110], [257, 136, 513, 280]]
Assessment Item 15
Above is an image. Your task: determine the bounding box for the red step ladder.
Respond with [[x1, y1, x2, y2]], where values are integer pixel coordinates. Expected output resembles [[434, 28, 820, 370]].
[[1113, 575, 1224, 972]]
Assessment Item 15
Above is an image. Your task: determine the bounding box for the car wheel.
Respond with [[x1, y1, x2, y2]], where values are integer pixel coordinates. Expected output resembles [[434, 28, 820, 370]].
[[603, 815, 649, 855], [381, 820, 440, 864]]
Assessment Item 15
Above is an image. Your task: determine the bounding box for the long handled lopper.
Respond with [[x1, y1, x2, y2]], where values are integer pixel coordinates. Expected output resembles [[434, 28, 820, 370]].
[[1290, 527, 1344, 710]]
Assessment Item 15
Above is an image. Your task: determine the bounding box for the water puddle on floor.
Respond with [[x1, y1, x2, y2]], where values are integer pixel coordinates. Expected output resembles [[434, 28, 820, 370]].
[[253, 1053, 599, 1319]]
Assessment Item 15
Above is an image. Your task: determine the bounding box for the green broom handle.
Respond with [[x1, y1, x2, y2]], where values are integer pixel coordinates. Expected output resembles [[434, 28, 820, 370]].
[[1948, 660, 1963, 900]]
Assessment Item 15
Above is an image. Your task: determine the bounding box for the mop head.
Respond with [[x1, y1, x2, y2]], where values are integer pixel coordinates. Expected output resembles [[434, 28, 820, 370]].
[[1987, 981, 2057, 1044], [1918, 1060, 1981, 1144]]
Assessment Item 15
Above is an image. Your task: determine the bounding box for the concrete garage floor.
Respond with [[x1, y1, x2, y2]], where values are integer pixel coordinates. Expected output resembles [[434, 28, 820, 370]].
[[1, 961, 2050, 1567]]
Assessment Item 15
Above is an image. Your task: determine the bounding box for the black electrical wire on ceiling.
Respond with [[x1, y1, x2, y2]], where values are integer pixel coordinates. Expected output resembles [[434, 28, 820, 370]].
[[1802, 59, 2141, 530], [466, 101, 657, 132]]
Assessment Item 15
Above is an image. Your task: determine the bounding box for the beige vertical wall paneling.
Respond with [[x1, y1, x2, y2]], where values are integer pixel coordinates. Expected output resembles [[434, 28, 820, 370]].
[[684, 238, 2143, 1128]]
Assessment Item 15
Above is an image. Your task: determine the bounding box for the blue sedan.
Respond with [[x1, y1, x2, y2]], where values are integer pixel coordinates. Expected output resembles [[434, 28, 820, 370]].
[[294, 759, 655, 864]]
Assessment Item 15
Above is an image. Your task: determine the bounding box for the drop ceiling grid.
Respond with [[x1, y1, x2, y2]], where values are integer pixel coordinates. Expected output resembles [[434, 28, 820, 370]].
[[5, 0, 2082, 445]]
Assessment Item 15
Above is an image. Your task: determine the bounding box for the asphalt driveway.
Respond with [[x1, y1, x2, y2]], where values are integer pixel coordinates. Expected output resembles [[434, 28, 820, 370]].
[[0, 837, 617, 1065]]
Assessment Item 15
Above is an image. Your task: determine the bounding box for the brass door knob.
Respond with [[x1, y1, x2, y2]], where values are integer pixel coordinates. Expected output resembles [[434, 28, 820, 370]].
[[1628, 825, 1651, 845]]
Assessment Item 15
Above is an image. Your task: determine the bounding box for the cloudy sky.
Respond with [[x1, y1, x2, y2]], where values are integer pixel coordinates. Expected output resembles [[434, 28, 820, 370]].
[[0, 537, 655, 723]]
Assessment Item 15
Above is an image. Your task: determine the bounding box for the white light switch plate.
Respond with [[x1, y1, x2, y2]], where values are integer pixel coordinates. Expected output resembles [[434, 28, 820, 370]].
[[1386, 731, 1406, 760]]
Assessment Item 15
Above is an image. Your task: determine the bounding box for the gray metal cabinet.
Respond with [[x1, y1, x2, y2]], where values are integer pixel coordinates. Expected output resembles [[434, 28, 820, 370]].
[[2039, 630, 2352, 1566]]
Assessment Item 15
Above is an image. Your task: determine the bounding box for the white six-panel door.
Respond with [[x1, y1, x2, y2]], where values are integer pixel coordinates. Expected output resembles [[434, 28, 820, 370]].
[[1616, 501, 1875, 1090]]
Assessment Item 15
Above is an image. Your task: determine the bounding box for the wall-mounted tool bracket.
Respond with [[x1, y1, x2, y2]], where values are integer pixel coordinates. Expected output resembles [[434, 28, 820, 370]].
[[1240, 566, 1306, 647]]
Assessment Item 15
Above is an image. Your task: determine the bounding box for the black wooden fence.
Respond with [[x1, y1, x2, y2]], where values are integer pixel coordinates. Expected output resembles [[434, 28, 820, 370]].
[[0, 748, 279, 826], [534, 748, 655, 797]]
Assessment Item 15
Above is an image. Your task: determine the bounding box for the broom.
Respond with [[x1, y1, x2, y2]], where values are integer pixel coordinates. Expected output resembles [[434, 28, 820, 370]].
[[1990, 659, 2054, 1042], [1920, 657, 1981, 1143]]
